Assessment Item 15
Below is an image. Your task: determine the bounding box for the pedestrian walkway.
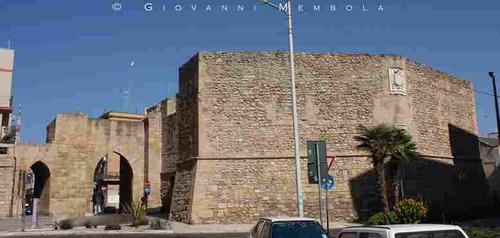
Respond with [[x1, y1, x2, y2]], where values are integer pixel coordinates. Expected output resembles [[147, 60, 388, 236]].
[[0, 215, 360, 236], [0, 216, 54, 232]]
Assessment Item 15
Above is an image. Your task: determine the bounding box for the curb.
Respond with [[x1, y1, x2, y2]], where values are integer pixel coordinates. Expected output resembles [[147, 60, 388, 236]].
[[0, 229, 175, 236]]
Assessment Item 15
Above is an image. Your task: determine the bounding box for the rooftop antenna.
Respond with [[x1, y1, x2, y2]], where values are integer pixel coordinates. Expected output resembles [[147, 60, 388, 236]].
[[7, 38, 11, 49], [15, 104, 21, 144]]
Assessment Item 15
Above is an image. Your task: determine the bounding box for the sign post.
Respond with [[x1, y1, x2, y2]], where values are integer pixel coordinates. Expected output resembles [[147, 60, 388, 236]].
[[315, 143, 323, 227], [144, 181, 151, 209], [307, 141, 328, 228]]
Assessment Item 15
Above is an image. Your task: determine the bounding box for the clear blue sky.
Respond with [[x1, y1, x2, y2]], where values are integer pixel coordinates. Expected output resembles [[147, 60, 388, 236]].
[[1, 0, 500, 143]]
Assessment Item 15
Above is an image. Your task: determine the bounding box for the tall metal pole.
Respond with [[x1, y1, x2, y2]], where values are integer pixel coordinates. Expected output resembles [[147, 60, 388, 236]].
[[286, 0, 304, 217], [315, 144, 323, 226], [258, 0, 304, 217], [489, 72, 500, 144]]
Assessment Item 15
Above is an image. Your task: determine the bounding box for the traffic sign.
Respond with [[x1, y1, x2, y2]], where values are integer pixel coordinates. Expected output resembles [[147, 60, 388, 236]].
[[144, 180, 151, 194], [307, 141, 328, 184], [321, 175, 335, 190]]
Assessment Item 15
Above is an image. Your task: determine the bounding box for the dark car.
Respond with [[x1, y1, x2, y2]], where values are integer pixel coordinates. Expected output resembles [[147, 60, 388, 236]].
[[249, 217, 328, 238]]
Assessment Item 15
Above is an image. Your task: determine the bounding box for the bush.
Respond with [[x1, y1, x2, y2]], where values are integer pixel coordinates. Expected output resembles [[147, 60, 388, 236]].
[[366, 211, 399, 225], [104, 224, 121, 230], [394, 199, 428, 224], [59, 219, 74, 230], [84, 219, 93, 229], [463, 227, 500, 238], [149, 219, 165, 230], [138, 217, 149, 226], [124, 200, 146, 227]]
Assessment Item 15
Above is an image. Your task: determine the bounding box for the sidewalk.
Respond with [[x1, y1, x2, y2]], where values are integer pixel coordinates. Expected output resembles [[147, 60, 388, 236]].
[[0, 220, 359, 236]]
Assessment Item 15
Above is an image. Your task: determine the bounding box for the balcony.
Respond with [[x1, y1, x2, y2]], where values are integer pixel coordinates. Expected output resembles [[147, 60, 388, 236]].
[[0, 95, 12, 112]]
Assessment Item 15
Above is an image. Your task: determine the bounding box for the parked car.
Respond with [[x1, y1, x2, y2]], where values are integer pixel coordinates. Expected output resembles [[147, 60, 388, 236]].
[[249, 217, 328, 238], [338, 224, 469, 238]]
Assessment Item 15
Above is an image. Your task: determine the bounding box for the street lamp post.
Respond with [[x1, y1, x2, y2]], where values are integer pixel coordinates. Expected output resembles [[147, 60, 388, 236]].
[[489, 72, 500, 145], [259, 0, 304, 217]]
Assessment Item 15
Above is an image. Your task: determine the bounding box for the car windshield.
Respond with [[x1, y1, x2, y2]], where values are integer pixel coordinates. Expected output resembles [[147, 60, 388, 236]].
[[271, 221, 327, 238], [395, 230, 466, 238]]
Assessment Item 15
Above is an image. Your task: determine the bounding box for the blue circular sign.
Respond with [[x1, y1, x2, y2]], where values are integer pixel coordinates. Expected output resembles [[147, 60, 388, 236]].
[[321, 175, 335, 190]]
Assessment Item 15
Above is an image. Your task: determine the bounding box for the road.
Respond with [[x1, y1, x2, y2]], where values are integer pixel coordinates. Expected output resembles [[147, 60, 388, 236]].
[[2, 233, 247, 238], [1, 231, 339, 238]]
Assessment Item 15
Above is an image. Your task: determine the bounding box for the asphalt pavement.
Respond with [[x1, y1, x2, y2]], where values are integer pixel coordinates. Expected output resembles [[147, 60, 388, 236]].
[[1, 233, 248, 238]]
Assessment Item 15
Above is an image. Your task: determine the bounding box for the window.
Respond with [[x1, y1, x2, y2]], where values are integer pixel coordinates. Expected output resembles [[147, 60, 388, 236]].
[[395, 230, 466, 238], [339, 232, 357, 238], [360, 232, 383, 238], [397, 234, 429, 238], [251, 221, 264, 238], [270, 221, 327, 238], [260, 221, 271, 238], [432, 230, 466, 238]]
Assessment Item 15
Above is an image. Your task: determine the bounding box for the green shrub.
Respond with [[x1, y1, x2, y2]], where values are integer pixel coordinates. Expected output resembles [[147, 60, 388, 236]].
[[463, 227, 500, 238], [394, 199, 428, 224], [59, 219, 74, 230], [366, 211, 399, 225], [124, 200, 146, 227], [138, 217, 149, 226], [149, 218, 165, 230], [84, 219, 93, 229], [104, 224, 121, 230]]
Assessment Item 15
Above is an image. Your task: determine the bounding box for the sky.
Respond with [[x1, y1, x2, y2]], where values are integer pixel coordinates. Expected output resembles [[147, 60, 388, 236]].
[[1, 0, 500, 143]]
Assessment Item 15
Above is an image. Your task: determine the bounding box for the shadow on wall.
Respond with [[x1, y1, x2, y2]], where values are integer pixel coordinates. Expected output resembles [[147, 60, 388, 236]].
[[447, 124, 500, 221], [348, 162, 380, 221], [348, 124, 500, 222]]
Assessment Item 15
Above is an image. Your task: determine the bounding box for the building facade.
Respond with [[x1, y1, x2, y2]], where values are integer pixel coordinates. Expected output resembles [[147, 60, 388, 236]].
[[0, 48, 13, 137], [0, 48, 14, 217], [161, 52, 489, 224], [0, 51, 493, 223], [0, 107, 175, 217]]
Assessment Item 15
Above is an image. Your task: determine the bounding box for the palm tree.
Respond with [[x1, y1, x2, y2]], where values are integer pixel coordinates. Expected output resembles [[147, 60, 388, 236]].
[[389, 127, 417, 204], [355, 123, 417, 212]]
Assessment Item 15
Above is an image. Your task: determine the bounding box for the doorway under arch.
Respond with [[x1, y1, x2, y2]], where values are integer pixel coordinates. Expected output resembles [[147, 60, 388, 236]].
[[93, 152, 133, 214], [28, 161, 51, 216]]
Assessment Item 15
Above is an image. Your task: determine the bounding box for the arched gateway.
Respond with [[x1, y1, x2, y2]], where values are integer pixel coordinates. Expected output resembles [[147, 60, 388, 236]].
[[7, 110, 162, 218], [25, 161, 51, 216], [93, 152, 133, 214]]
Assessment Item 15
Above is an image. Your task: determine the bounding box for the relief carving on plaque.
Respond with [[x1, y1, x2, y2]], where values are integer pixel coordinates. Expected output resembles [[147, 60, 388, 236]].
[[389, 67, 406, 95]]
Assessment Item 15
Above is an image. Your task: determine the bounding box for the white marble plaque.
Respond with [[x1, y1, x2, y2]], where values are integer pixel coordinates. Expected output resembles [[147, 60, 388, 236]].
[[389, 67, 406, 95]]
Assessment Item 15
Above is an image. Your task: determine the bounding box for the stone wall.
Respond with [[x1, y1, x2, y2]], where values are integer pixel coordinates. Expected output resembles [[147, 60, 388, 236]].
[[190, 156, 376, 224], [177, 56, 199, 163], [11, 112, 148, 217], [168, 52, 479, 224], [406, 60, 477, 158], [168, 56, 200, 221], [0, 152, 14, 217], [170, 160, 196, 222], [146, 100, 166, 208], [161, 100, 177, 214]]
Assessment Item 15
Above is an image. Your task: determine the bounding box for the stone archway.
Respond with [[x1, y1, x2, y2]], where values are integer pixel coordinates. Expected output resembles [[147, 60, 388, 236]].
[[92, 152, 133, 214], [29, 161, 51, 216]]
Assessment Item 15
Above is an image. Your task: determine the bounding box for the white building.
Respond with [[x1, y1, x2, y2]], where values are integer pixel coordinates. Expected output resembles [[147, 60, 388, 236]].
[[0, 48, 14, 141]]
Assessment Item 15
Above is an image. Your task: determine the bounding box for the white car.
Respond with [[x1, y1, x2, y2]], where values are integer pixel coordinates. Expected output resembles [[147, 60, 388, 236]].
[[249, 217, 328, 238], [338, 224, 469, 238]]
